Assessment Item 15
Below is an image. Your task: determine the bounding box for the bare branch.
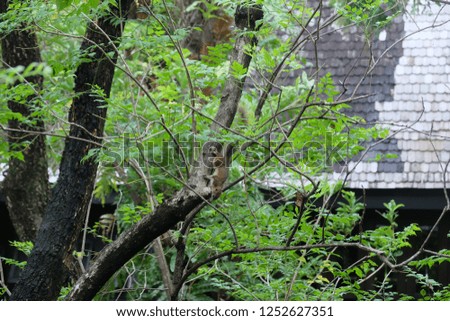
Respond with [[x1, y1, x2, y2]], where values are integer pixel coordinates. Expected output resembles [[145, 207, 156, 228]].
[[0, 258, 11, 297]]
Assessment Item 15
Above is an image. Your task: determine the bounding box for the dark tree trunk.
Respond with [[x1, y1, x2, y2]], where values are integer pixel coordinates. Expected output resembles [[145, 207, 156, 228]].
[[0, 0, 49, 242], [10, 0, 134, 301]]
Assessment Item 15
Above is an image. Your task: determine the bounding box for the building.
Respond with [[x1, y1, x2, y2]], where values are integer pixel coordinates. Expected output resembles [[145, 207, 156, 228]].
[[311, 2, 450, 295]]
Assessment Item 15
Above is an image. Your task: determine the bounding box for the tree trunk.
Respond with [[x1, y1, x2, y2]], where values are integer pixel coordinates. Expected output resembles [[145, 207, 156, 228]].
[[10, 0, 134, 301], [0, 0, 49, 242], [67, 4, 263, 301]]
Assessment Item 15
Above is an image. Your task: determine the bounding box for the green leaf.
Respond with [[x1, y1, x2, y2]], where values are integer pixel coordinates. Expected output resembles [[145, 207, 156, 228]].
[[230, 61, 247, 80], [354, 267, 364, 278], [9, 240, 33, 256], [55, 0, 73, 11], [79, 0, 100, 14]]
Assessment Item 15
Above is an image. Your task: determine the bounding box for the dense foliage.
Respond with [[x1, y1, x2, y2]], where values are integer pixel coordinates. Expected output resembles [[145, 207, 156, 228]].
[[1, 0, 450, 301]]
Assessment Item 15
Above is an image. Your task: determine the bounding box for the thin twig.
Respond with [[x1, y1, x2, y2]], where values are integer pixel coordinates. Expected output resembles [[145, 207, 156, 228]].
[[78, 184, 95, 274], [358, 263, 385, 286], [0, 258, 12, 297], [423, 249, 450, 259]]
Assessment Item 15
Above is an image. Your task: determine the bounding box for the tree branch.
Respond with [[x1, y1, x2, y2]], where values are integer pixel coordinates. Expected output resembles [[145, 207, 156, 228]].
[[66, 3, 264, 301]]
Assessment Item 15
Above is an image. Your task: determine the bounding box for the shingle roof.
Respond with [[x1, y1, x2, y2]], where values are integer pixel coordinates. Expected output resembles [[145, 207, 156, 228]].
[[299, 3, 450, 189]]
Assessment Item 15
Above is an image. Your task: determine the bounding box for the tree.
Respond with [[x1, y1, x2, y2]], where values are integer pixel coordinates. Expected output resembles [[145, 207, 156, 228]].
[[1, 0, 450, 301], [0, 0, 48, 242]]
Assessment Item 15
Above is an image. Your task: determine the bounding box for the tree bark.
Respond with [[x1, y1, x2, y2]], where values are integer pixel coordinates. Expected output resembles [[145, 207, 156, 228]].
[[10, 0, 134, 300], [0, 0, 49, 242], [177, 0, 233, 60], [67, 4, 263, 301]]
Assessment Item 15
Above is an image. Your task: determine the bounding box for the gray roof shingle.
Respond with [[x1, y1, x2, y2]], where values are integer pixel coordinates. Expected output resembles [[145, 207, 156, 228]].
[[298, 3, 450, 189]]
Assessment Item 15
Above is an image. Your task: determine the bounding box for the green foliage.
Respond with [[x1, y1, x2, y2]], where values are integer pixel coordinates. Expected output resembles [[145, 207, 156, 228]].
[[8, 241, 33, 256], [331, 0, 403, 35], [2, 0, 448, 302], [0, 241, 33, 270], [169, 188, 416, 300], [115, 203, 152, 232], [0, 62, 52, 162], [54, 0, 101, 13]]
